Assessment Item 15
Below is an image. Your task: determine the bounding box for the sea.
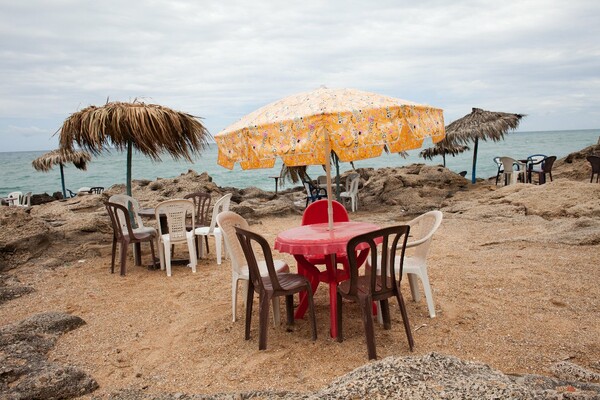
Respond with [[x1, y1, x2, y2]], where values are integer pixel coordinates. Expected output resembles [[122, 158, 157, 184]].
[[1, 129, 598, 196]]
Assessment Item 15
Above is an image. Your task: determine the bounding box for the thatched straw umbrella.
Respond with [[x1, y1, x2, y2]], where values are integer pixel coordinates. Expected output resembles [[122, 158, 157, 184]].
[[32, 149, 92, 198], [446, 107, 524, 183], [419, 137, 470, 167], [58, 101, 211, 196]]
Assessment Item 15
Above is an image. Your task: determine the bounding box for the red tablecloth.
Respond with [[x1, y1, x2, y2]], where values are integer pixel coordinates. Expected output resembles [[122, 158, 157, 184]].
[[275, 221, 380, 338]]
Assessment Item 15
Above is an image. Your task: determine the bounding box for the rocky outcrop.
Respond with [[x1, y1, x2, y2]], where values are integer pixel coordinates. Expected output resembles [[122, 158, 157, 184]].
[[0, 312, 98, 399]]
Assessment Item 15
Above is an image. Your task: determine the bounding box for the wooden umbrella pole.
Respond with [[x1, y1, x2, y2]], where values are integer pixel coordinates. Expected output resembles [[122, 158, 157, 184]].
[[471, 137, 479, 184], [59, 163, 66, 199], [126, 139, 133, 196]]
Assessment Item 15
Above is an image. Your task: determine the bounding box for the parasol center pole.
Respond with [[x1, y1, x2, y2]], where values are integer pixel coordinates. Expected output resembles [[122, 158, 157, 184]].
[[324, 129, 334, 231], [471, 137, 479, 184], [59, 163, 66, 199]]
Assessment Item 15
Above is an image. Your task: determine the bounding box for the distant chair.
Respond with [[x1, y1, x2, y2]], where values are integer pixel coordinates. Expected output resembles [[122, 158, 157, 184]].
[[587, 155, 600, 183], [105, 201, 158, 276], [6, 191, 22, 206], [303, 180, 327, 207], [17, 192, 32, 207], [155, 199, 197, 277], [90, 187, 104, 194], [184, 192, 212, 257], [499, 157, 526, 185], [194, 193, 232, 265], [340, 173, 360, 212], [527, 156, 556, 184]]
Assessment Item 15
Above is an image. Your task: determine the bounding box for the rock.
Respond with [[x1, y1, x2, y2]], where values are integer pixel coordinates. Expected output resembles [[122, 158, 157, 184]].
[[0, 312, 98, 399]]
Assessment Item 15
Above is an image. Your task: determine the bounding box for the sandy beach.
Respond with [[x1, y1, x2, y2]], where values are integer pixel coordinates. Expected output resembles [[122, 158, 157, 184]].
[[1, 147, 599, 398]]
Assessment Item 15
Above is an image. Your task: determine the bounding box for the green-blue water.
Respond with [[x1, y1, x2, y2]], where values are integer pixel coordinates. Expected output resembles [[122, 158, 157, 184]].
[[1, 129, 598, 196]]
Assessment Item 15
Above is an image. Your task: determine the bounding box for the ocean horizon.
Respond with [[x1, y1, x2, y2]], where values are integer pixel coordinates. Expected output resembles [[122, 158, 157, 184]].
[[1, 129, 598, 196]]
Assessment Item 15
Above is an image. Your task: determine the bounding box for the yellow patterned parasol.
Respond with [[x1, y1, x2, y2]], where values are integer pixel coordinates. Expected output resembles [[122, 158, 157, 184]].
[[215, 87, 445, 229]]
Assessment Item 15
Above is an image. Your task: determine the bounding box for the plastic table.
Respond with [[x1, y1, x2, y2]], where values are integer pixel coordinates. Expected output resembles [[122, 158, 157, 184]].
[[275, 221, 379, 338]]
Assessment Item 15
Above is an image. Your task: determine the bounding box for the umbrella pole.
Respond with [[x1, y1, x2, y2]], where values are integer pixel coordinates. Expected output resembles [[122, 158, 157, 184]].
[[59, 163, 66, 199], [471, 137, 479, 184], [334, 154, 341, 201], [324, 130, 334, 231], [126, 139, 133, 196], [442, 154, 446, 167]]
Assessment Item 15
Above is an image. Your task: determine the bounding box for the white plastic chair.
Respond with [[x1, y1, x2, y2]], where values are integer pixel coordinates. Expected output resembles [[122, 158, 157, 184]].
[[368, 210, 443, 319], [340, 174, 359, 212], [499, 157, 526, 185], [217, 211, 289, 324], [7, 191, 22, 206], [155, 199, 197, 277], [194, 193, 232, 265], [17, 192, 31, 207], [108, 194, 157, 237]]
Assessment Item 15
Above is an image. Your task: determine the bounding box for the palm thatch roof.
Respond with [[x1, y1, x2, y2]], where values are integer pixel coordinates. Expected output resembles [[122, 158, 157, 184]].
[[446, 107, 524, 144], [32, 149, 91, 172], [419, 138, 470, 160], [58, 100, 211, 161]]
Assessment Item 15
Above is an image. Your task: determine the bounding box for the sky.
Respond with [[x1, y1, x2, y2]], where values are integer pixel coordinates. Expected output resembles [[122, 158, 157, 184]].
[[1, 0, 599, 152]]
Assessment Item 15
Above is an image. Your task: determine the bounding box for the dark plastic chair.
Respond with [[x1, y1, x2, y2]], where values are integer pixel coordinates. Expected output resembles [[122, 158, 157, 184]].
[[183, 192, 212, 257], [337, 225, 414, 360], [528, 156, 556, 184], [105, 201, 158, 276], [587, 155, 600, 183], [235, 226, 317, 350], [493, 157, 504, 185], [303, 180, 327, 207]]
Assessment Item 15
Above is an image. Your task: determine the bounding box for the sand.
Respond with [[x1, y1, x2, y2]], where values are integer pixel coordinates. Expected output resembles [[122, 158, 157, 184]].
[[0, 176, 599, 398]]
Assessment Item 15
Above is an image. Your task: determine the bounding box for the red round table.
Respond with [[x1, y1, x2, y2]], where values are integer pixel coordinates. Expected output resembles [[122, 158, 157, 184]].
[[275, 221, 379, 338]]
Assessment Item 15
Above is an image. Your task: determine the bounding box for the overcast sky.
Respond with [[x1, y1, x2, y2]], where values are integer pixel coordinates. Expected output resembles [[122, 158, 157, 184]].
[[1, 0, 599, 152]]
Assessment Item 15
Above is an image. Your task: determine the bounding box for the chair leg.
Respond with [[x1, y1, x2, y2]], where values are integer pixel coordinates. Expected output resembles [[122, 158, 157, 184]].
[[396, 292, 414, 351], [407, 273, 421, 302], [148, 238, 158, 270], [272, 297, 281, 326], [214, 232, 223, 265], [285, 295, 294, 326], [417, 269, 436, 318], [232, 276, 240, 322], [360, 296, 377, 360], [186, 234, 197, 273], [163, 238, 172, 277], [258, 293, 270, 350], [205, 236, 210, 254], [119, 239, 129, 276], [336, 291, 344, 342], [245, 283, 254, 340], [380, 298, 391, 330], [157, 239, 165, 271], [110, 238, 117, 274]]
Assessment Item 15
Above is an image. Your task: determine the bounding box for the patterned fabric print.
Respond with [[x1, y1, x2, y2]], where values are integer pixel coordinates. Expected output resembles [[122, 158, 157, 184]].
[[215, 87, 445, 170]]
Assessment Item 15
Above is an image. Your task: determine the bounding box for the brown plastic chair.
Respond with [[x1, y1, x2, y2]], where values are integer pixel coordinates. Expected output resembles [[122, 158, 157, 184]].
[[183, 192, 212, 257], [235, 226, 317, 350], [105, 201, 158, 276], [527, 156, 556, 184], [587, 155, 600, 183], [337, 224, 414, 360]]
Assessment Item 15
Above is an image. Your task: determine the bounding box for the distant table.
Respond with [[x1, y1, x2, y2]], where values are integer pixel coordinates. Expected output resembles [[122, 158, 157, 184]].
[[275, 221, 379, 338], [269, 176, 280, 194]]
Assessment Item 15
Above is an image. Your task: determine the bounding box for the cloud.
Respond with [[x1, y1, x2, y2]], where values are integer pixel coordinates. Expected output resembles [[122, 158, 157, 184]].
[[0, 0, 599, 151]]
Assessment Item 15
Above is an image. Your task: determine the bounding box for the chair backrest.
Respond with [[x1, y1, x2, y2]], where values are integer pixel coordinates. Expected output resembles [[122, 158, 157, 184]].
[[207, 193, 232, 233], [235, 226, 284, 292], [7, 191, 22, 206], [301, 199, 349, 225], [493, 157, 504, 172], [587, 155, 600, 173], [105, 201, 136, 240], [303, 181, 317, 200], [527, 154, 546, 164], [109, 194, 145, 229], [346, 225, 410, 298], [345, 174, 360, 194], [217, 211, 250, 275], [184, 192, 212, 227], [317, 175, 328, 187], [542, 156, 556, 173], [499, 157, 518, 172], [405, 210, 443, 262], [155, 199, 195, 244], [90, 187, 104, 194], [18, 192, 32, 207]]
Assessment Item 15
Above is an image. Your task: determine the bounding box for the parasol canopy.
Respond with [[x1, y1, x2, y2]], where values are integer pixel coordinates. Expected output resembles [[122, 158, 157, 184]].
[[32, 149, 92, 198], [419, 136, 470, 167], [444, 107, 524, 183], [58, 100, 211, 195], [215, 87, 445, 228]]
